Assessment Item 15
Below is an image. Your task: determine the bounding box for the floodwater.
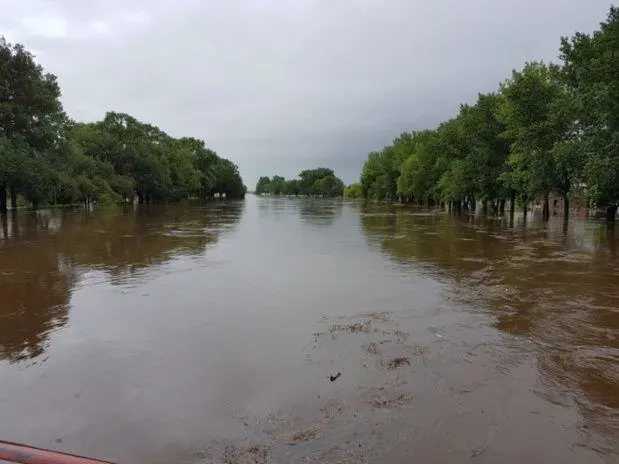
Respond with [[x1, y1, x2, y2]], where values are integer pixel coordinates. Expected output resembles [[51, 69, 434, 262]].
[[0, 197, 617, 464]]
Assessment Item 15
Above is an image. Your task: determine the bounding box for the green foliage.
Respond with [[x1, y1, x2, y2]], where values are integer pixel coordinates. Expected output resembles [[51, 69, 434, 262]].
[[269, 175, 287, 195], [356, 7, 618, 220], [255, 176, 271, 195], [284, 179, 300, 196], [559, 6, 619, 206], [360, 147, 399, 200], [0, 37, 245, 211], [498, 62, 574, 209], [255, 168, 344, 197], [344, 182, 363, 198]]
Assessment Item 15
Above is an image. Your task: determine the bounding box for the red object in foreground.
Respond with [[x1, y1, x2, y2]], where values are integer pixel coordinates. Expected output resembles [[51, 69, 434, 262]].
[[0, 441, 114, 464]]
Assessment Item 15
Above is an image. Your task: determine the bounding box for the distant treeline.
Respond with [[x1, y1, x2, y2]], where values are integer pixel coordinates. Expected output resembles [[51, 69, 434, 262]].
[[351, 7, 618, 221], [0, 38, 246, 212], [255, 168, 344, 197]]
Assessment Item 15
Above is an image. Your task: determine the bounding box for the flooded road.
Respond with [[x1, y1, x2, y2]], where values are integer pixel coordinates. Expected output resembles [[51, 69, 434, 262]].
[[0, 197, 617, 463]]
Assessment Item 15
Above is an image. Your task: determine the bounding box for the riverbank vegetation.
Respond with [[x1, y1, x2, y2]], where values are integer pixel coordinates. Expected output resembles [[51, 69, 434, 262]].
[[0, 38, 245, 213], [358, 7, 618, 221], [255, 168, 344, 197], [344, 182, 363, 199]]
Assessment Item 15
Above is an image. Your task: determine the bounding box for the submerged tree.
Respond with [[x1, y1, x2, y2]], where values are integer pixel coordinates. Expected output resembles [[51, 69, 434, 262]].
[[0, 37, 67, 212], [498, 62, 574, 220], [559, 6, 619, 221]]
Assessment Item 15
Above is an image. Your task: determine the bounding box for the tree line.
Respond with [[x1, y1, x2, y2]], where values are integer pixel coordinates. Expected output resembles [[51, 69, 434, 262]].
[[354, 7, 618, 222], [255, 168, 345, 197], [0, 38, 246, 213]]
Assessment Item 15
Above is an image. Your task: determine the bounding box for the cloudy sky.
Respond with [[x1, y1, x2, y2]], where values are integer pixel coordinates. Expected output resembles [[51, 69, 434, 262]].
[[0, 0, 612, 186]]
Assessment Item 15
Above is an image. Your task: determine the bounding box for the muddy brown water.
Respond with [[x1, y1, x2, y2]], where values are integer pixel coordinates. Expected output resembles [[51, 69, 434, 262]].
[[0, 197, 617, 464]]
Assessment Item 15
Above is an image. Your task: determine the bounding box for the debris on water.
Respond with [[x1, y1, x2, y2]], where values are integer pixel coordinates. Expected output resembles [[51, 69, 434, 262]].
[[383, 357, 411, 369], [368, 391, 413, 409], [470, 444, 489, 458], [329, 372, 342, 382], [356, 311, 390, 322], [207, 442, 270, 464], [381, 328, 409, 342], [290, 427, 320, 443], [329, 320, 371, 334], [363, 342, 380, 355], [320, 398, 344, 419]]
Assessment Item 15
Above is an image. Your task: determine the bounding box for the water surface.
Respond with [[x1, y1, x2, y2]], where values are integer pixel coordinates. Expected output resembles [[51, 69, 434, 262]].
[[0, 198, 617, 463]]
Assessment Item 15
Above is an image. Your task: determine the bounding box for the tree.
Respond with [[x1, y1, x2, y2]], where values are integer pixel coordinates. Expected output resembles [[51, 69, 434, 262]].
[[254, 169, 344, 197], [458, 93, 510, 213], [299, 168, 337, 196], [269, 175, 286, 195], [344, 182, 363, 198], [0, 37, 66, 212], [395, 130, 437, 203], [498, 62, 573, 219], [360, 148, 399, 200], [210, 158, 246, 199], [283, 179, 300, 196], [314, 174, 344, 197], [559, 6, 619, 221], [255, 176, 271, 195]]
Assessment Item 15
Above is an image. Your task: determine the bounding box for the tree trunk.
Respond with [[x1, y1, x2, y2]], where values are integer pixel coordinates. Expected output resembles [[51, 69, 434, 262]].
[[1, 212, 7, 239], [11, 210, 18, 238], [606, 205, 616, 223], [543, 193, 550, 220], [10, 183, 17, 210], [138, 192, 144, 204], [499, 198, 506, 216], [491, 200, 499, 214], [470, 196, 476, 213], [0, 185, 7, 214], [482, 199, 488, 215], [509, 192, 515, 218], [563, 194, 570, 220], [523, 203, 528, 224]]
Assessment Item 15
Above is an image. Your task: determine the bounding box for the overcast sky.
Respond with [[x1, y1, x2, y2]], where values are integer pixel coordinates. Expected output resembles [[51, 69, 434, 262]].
[[0, 0, 613, 186]]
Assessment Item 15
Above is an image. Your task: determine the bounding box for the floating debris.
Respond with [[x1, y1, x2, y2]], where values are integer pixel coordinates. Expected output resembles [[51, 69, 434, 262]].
[[383, 357, 411, 369], [329, 320, 371, 334]]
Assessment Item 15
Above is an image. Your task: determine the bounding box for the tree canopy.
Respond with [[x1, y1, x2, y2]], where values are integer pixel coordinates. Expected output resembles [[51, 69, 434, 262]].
[[255, 168, 344, 197], [344, 182, 363, 199], [357, 7, 619, 221], [0, 37, 246, 213]]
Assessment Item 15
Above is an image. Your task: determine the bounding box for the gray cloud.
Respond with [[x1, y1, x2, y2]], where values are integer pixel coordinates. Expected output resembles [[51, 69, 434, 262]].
[[0, 0, 612, 185]]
